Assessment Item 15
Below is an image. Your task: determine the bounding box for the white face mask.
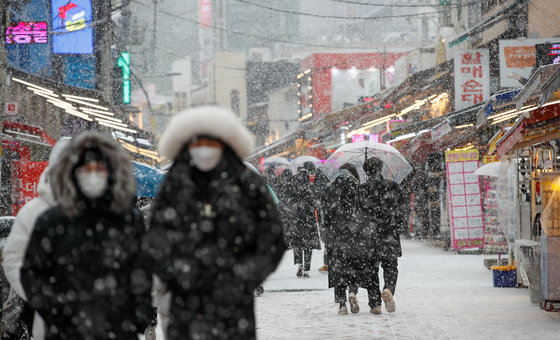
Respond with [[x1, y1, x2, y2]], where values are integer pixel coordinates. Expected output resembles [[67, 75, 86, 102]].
[[189, 146, 223, 172], [76, 171, 109, 199]]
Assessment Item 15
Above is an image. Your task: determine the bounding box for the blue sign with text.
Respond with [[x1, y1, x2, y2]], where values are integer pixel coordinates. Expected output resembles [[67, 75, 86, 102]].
[[52, 0, 94, 54]]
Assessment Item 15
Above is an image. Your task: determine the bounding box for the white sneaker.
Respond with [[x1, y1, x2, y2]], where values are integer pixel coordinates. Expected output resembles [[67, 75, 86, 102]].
[[381, 288, 396, 313], [348, 293, 359, 313], [303, 271, 310, 278], [338, 304, 348, 315]]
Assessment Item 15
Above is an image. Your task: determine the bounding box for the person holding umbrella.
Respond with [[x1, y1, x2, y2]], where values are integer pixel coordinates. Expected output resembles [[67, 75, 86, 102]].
[[358, 157, 406, 314]]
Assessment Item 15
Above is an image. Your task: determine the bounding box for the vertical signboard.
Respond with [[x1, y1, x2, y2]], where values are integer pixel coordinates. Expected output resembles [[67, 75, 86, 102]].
[[52, 0, 94, 54], [199, 0, 213, 81], [445, 149, 484, 250], [454, 49, 490, 111], [118, 52, 131, 104]]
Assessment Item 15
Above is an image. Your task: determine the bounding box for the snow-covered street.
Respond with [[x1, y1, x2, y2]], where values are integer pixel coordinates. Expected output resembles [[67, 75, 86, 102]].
[[255, 239, 560, 339]]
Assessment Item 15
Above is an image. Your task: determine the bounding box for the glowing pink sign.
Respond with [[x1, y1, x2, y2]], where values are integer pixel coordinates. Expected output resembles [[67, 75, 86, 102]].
[[5, 22, 48, 44]]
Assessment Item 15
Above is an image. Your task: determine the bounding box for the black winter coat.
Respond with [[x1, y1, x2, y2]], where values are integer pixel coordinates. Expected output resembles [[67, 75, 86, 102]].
[[358, 177, 405, 258], [21, 205, 152, 340], [144, 147, 285, 340], [322, 173, 378, 289], [283, 172, 321, 250]]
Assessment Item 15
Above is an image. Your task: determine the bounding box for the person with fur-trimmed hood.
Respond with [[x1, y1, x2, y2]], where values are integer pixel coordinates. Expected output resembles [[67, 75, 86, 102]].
[[20, 131, 153, 339], [3, 137, 70, 340], [143, 106, 284, 340]]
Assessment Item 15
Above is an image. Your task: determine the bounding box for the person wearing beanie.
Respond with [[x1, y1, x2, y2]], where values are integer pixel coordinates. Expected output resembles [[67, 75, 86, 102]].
[[358, 157, 405, 314], [143, 106, 284, 340], [2, 137, 71, 340], [20, 132, 153, 339]]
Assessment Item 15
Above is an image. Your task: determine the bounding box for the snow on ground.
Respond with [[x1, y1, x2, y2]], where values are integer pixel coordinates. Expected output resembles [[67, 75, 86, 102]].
[[255, 239, 560, 339]]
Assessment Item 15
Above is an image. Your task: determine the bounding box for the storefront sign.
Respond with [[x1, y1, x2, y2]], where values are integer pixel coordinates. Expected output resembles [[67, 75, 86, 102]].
[[5, 22, 48, 44], [4, 102, 19, 116], [199, 0, 212, 27], [12, 161, 48, 214], [536, 42, 560, 67], [52, 0, 94, 54], [117, 52, 131, 104], [431, 119, 452, 141], [499, 38, 557, 88], [454, 49, 490, 111], [445, 149, 484, 250], [482, 154, 498, 164]]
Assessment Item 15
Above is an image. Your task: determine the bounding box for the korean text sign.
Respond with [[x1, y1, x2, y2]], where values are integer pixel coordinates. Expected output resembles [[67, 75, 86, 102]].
[[445, 149, 484, 250], [13, 161, 48, 215], [5, 22, 48, 44], [454, 49, 490, 111], [51, 0, 94, 54]]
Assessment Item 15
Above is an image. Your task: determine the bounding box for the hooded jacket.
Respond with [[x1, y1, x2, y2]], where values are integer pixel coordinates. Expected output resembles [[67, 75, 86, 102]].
[[20, 132, 152, 339], [144, 106, 284, 340], [3, 138, 70, 340]]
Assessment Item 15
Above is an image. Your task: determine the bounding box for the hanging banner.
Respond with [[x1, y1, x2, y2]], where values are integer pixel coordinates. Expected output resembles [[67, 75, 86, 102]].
[[445, 149, 484, 250], [454, 49, 490, 111], [199, 0, 213, 81], [431, 119, 452, 141]]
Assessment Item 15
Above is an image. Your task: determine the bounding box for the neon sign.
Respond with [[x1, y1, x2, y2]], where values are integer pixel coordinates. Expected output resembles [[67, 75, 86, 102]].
[[5, 22, 48, 44], [118, 52, 131, 104]]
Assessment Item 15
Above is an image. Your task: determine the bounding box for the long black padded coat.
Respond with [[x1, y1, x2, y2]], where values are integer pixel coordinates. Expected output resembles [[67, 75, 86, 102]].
[[20, 132, 153, 340], [283, 170, 321, 250], [358, 176, 406, 258], [144, 145, 285, 340], [321, 170, 378, 289]]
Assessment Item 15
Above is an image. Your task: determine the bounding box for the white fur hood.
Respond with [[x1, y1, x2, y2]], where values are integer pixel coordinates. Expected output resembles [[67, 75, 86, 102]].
[[159, 106, 254, 160]]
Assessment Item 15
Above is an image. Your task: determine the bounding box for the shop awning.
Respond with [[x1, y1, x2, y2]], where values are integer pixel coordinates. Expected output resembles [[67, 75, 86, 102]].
[[2, 120, 56, 147], [495, 102, 560, 157]]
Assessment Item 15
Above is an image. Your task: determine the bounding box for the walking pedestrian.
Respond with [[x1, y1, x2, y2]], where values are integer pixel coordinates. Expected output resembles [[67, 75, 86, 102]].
[[2, 138, 70, 340], [358, 157, 404, 314], [287, 168, 321, 278], [277, 168, 295, 250], [323, 163, 380, 315], [20, 131, 153, 339], [143, 106, 285, 340]]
